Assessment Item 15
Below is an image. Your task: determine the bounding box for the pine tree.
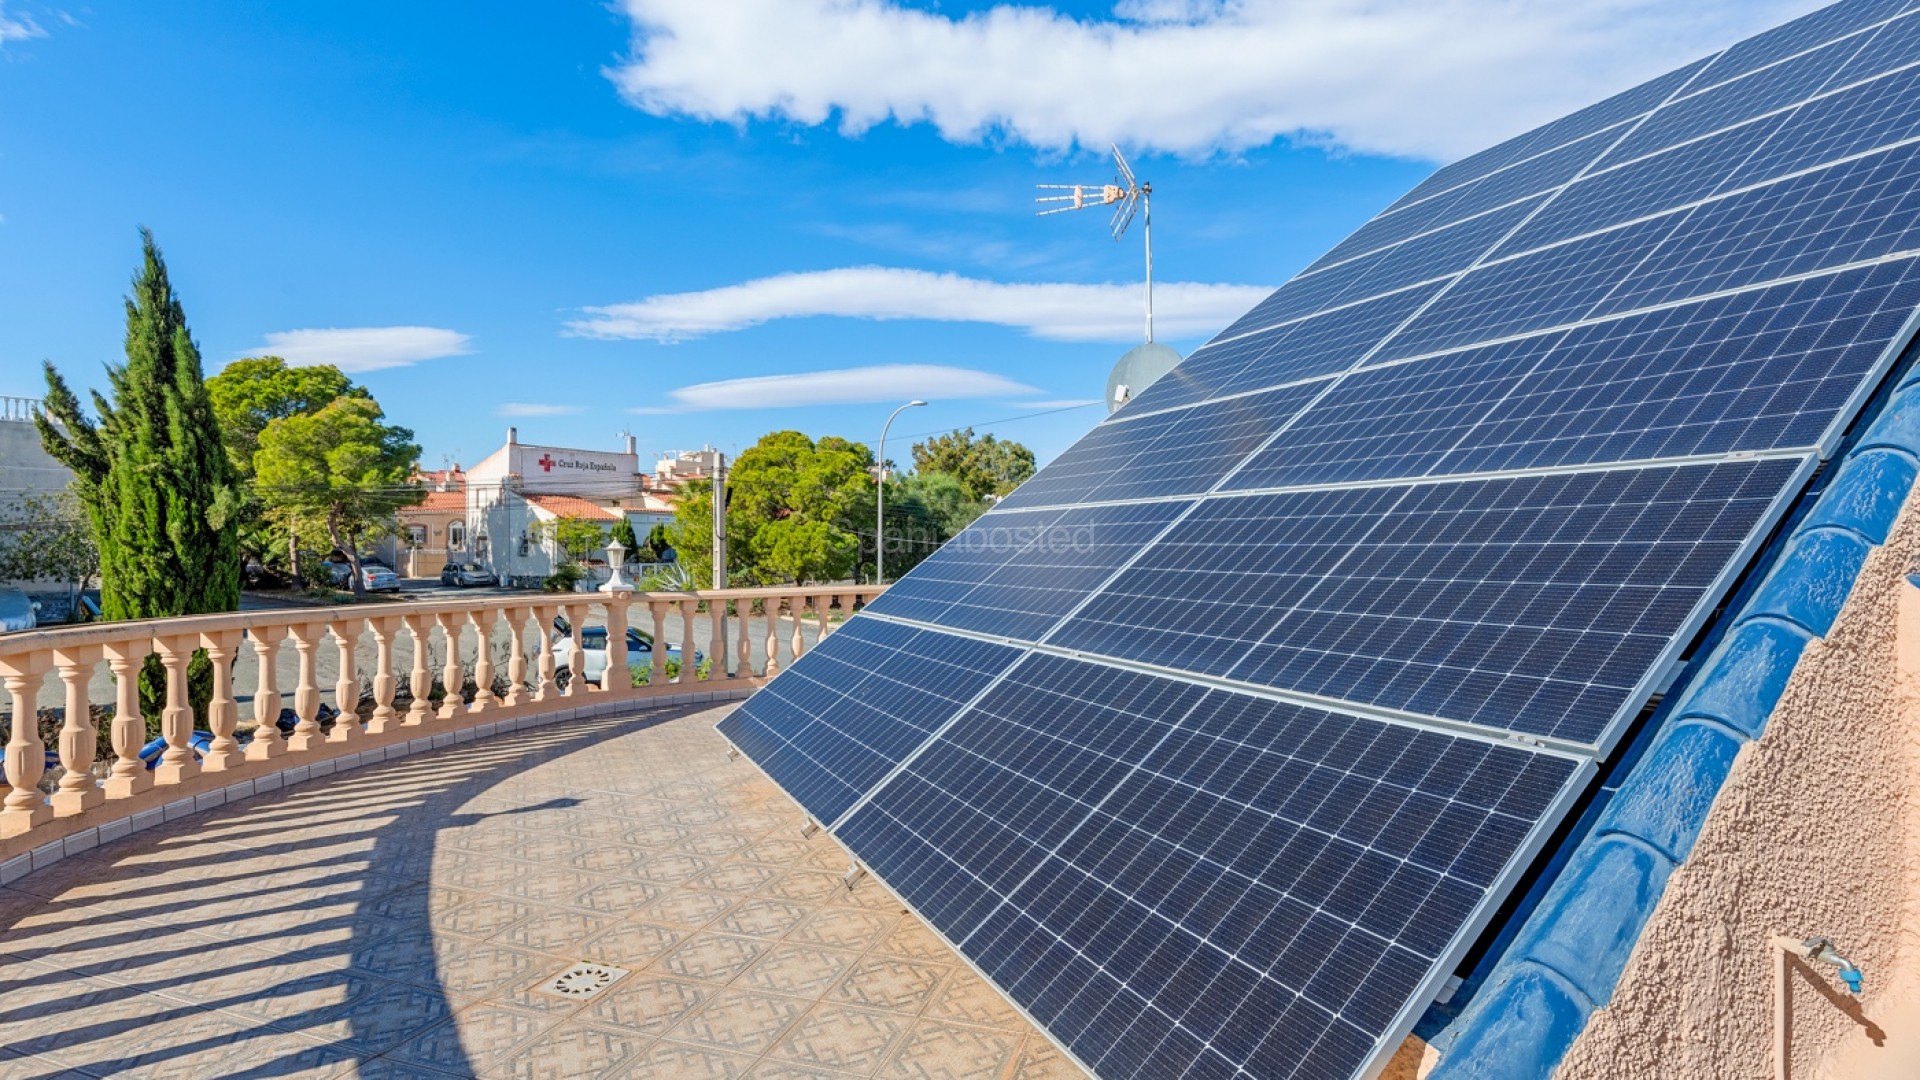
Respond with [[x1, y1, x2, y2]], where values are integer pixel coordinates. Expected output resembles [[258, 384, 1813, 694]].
[[38, 229, 244, 621]]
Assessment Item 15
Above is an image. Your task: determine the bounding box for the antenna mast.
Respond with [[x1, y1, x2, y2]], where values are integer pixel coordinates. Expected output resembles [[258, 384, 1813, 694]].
[[1036, 145, 1153, 342]]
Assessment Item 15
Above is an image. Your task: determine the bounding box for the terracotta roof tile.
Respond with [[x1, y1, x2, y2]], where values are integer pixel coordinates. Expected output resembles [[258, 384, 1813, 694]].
[[524, 494, 623, 522]]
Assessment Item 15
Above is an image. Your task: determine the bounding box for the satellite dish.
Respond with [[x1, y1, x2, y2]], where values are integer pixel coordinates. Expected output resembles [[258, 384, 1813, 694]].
[[1107, 341, 1182, 413]]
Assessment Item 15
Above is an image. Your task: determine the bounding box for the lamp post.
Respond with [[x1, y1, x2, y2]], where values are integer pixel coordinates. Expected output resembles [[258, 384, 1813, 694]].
[[875, 399, 927, 585]]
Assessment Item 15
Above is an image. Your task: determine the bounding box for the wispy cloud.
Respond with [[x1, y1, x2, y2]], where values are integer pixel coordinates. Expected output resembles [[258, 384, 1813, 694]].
[[254, 327, 473, 373], [607, 0, 1824, 160], [498, 403, 586, 417], [0, 4, 45, 44], [569, 267, 1271, 344], [631, 364, 1040, 413], [1006, 399, 1102, 410]]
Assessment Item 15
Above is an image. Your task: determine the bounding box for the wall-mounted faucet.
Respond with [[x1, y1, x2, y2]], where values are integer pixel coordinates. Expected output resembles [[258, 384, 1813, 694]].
[[1771, 934, 1866, 1080]]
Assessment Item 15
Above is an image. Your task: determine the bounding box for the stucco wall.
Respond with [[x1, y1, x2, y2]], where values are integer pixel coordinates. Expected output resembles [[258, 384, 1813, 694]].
[[1553, 492, 1920, 1079]]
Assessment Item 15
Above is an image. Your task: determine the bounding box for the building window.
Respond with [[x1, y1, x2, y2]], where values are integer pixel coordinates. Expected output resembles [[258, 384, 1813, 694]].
[[406, 525, 427, 548], [448, 522, 466, 550]]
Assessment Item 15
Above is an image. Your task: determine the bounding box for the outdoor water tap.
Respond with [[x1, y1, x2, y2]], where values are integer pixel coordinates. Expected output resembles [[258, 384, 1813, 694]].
[[1802, 936, 1864, 995]]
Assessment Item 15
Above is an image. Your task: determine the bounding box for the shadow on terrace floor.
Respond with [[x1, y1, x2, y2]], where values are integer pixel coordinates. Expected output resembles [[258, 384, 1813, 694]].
[[0, 704, 1081, 1079]]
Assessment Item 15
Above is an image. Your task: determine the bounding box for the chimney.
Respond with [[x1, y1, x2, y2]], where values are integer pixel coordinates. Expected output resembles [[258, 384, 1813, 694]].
[[507, 426, 518, 446], [624, 433, 637, 455]]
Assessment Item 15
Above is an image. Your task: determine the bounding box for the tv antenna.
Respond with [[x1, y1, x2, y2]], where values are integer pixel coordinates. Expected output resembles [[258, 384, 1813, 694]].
[[1037, 145, 1154, 342]]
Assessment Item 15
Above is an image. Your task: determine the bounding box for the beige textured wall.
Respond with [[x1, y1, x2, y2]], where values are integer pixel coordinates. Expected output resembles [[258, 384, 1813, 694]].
[[1555, 493, 1920, 1079]]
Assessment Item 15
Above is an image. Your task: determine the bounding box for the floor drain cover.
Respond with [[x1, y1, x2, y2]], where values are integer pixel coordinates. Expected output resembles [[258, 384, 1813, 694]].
[[538, 961, 629, 1000]]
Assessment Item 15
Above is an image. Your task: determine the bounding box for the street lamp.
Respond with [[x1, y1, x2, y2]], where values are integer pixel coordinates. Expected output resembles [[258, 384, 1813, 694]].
[[875, 399, 928, 585]]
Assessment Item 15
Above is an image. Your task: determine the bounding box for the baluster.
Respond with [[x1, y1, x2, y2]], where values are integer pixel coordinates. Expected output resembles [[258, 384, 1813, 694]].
[[247, 626, 283, 761], [437, 611, 465, 719], [703, 599, 722, 682], [366, 617, 400, 734], [200, 630, 244, 770], [0, 658, 51, 836], [565, 603, 585, 696], [286, 621, 325, 751], [530, 605, 555, 703], [763, 596, 782, 676], [503, 606, 528, 708], [790, 595, 807, 662], [329, 619, 361, 742], [605, 597, 630, 695], [49, 646, 104, 816], [104, 641, 154, 795], [736, 599, 753, 678], [152, 635, 199, 784], [403, 613, 434, 725], [467, 610, 496, 712], [651, 602, 670, 685], [820, 593, 839, 639]]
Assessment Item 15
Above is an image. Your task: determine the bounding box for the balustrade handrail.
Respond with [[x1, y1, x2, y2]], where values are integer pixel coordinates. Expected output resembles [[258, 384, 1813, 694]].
[[0, 582, 886, 862], [0, 584, 870, 658]]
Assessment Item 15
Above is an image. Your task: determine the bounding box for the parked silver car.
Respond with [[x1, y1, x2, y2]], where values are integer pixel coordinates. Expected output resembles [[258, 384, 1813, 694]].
[[440, 561, 498, 587]]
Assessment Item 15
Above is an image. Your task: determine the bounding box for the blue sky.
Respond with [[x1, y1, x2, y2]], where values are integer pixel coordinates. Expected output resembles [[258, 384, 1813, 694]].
[[0, 0, 1823, 470]]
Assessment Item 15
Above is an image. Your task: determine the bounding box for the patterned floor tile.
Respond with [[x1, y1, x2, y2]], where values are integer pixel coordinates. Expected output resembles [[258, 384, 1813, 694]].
[[480, 1019, 651, 1080], [714, 897, 811, 939], [387, 1002, 559, 1074], [577, 921, 685, 968], [655, 932, 771, 983], [771, 1003, 910, 1073], [788, 908, 900, 952], [0, 706, 1087, 1080], [669, 990, 810, 1054], [872, 921, 956, 964], [625, 889, 738, 929], [922, 976, 1027, 1030], [579, 975, 710, 1035], [878, 1021, 1023, 1080], [614, 1039, 753, 1080], [739, 944, 863, 998], [437, 896, 538, 938], [493, 909, 614, 953]]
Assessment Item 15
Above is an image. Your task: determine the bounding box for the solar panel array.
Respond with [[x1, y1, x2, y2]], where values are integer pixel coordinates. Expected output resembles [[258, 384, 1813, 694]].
[[719, 3, 1920, 1076]]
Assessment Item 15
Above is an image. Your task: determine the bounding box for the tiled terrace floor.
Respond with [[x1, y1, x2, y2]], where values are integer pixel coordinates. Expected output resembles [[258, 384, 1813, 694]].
[[0, 705, 1085, 1079]]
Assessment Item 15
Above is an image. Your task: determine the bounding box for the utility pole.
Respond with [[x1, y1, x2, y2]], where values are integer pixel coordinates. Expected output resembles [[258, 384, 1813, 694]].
[[711, 454, 728, 674]]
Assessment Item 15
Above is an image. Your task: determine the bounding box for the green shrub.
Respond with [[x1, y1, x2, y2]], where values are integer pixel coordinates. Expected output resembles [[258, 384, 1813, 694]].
[[629, 656, 714, 686], [543, 563, 585, 592]]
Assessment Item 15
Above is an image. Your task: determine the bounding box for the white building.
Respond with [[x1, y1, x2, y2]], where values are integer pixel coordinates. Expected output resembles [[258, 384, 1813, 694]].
[[654, 445, 724, 486], [462, 428, 676, 585]]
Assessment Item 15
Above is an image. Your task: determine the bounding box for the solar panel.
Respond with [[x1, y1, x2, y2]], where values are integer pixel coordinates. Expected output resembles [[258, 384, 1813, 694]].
[[720, 3, 1920, 1077]]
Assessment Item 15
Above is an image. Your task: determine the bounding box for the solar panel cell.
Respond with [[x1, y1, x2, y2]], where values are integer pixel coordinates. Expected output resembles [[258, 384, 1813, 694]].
[[715, 620, 1021, 822]]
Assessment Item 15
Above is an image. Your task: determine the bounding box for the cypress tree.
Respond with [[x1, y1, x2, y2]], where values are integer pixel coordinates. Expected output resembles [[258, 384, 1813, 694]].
[[38, 229, 244, 620]]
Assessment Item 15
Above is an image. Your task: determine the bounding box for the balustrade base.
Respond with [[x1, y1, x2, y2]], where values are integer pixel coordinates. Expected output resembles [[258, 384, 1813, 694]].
[[51, 787, 104, 817], [104, 772, 152, 799], [0, 805, 52, 838]]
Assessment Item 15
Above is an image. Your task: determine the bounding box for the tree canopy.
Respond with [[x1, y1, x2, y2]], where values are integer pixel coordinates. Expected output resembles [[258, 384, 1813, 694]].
[[668, 431, 874, 586], [37, 229, 243, 620], [207, 356, 362, 479], [909, 427, 1036, 501], [254, 396, 422, 598]]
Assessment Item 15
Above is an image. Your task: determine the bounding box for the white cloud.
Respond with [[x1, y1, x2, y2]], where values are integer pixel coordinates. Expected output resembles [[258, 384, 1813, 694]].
[[0, 5, 45, 44], [606, 0, 1826, 160], [254, 327, 473, 373], [569, 267, 1271, 343], [632, 364, 1041, 413], [1006, 399, 1103, 410], [498, 403, 586, 417]]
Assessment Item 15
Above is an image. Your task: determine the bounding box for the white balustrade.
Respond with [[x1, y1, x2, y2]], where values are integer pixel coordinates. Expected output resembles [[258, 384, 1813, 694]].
[[0, 583, 883, 852]]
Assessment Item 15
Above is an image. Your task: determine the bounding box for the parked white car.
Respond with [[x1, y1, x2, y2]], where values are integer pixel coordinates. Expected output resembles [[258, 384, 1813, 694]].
[[0, 589, 38, 633], [551, 624, 701, 687]]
